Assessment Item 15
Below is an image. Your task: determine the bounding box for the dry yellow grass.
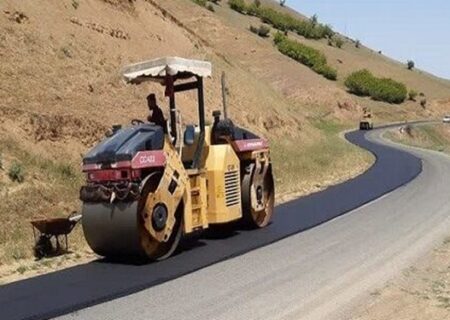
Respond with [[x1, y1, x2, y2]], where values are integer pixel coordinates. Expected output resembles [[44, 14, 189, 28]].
[[386, 123, 450, 154]]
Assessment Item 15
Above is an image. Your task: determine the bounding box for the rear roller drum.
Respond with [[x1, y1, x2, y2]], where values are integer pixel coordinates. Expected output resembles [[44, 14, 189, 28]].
[[242, 162, 275, 228]]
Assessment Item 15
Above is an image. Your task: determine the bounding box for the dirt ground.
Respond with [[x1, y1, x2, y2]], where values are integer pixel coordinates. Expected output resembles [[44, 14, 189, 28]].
[[352, 236, 450, 320]]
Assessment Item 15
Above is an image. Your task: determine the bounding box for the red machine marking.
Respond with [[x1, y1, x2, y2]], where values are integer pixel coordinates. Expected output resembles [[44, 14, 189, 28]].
[[82, 163, 101, 172], [233, 139, 269, 152], [111, 161, 132, 169], [88, 169, 130, 182], [131, 151, 166, 169]]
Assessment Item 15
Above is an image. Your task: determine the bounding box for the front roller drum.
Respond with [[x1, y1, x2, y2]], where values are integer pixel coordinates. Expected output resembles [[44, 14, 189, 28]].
[[242, 162, 275, 228], [82, 176, 183, 261], [82, 201, 146, 258]]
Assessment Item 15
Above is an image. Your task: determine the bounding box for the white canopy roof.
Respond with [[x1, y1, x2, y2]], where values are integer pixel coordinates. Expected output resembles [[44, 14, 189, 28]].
[[122, 57, 212, 84]]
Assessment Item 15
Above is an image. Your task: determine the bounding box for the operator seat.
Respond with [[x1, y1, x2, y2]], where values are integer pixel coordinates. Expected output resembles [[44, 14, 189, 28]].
[[211, 110, 259, 144], [211, 110, 235, 145]]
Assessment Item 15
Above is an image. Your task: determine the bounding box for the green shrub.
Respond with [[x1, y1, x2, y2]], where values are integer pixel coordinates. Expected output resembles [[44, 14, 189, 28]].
[[344, 70, 375, 96], [258, 7, 291, 31], [273, 31, 285, 45], [192, 0, 217, 11], [258, 25, 270, 37], [409, 90, 418, 101], [313, 64, 337, 80], [344, 69, 407, 104], [250, 24, 270, 37], [8, 162, 24, 183], [61, 47, 72, 58], [72, 0, 79, 9], [228, 1, 334, 40], [246, 3, 260, 16], [228, 0, 247, 13], [334, 37, 344, 49], [420, 98, 427, 108], [370, 78, 407, 104], [193, 0, 207, 5], [274, 33, 337, 80], [59, 164, 76, 179]]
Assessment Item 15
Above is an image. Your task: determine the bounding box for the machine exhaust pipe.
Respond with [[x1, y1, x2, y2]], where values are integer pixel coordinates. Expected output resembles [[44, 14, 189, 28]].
[[221, 72, 228, 120]]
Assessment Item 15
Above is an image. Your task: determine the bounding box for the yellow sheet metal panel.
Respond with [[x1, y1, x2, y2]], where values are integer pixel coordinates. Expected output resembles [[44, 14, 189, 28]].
[[205, 144, 242, 224], [142, 138, 190, 239], [188, 171, 209, 230]]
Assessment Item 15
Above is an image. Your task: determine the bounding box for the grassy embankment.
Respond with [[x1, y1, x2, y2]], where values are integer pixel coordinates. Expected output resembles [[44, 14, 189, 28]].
[[385, 123, 450, 154]]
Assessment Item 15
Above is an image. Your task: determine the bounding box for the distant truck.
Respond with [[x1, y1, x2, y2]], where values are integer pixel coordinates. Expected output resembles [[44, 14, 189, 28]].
[[359, 108, 374, 130], [443, 115, 450, 124]]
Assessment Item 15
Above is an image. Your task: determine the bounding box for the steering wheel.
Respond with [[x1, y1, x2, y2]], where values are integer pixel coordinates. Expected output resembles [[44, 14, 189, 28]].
[[131, 119, 144, 126]]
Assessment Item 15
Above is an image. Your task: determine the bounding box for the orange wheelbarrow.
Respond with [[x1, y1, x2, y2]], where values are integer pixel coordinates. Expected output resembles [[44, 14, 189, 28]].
[[30, 212, 82, 259]]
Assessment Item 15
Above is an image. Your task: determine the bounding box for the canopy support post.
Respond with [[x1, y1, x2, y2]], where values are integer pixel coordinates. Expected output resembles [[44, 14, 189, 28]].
[[192, 76, 205, 169], [165, 75, 177, 145]]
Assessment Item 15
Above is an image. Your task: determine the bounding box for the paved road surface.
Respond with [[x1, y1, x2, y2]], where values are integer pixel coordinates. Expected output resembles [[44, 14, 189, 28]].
[[57, 127, 450, 320]]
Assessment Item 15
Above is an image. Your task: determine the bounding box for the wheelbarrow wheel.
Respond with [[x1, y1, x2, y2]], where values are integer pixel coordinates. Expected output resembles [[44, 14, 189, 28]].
[[34, 235, 53, 260]]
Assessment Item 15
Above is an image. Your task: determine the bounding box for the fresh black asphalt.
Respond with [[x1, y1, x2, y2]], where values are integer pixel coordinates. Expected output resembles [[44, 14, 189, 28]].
[[0, 127, 422, 320]]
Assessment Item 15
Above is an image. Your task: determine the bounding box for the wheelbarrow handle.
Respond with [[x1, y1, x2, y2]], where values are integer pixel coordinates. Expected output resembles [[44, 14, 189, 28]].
[[68, 213, 82, 223]]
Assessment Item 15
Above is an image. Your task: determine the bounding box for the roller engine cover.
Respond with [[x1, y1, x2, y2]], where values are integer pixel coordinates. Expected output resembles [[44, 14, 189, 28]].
[[83, 124, 164, 166]]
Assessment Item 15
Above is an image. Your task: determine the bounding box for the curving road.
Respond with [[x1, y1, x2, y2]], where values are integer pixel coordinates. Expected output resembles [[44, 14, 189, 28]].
[[58, 126, 450, 320], [1, 124, 450, 320]]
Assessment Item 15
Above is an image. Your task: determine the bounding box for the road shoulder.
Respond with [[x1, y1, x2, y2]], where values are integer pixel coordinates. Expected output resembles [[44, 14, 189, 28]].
[[350, 125, 450, 320]]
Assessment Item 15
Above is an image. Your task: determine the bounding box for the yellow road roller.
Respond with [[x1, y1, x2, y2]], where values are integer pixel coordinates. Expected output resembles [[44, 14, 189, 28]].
[[359, 107, 374, 130], [80, 57, 275, 260]]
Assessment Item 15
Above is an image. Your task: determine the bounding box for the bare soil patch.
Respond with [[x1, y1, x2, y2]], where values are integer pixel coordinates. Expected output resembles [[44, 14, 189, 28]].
[[352, 237, 450, 320]]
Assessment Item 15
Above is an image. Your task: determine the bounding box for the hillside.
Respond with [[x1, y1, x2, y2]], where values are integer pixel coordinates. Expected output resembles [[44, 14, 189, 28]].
[[1, 0, 450, 278]]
